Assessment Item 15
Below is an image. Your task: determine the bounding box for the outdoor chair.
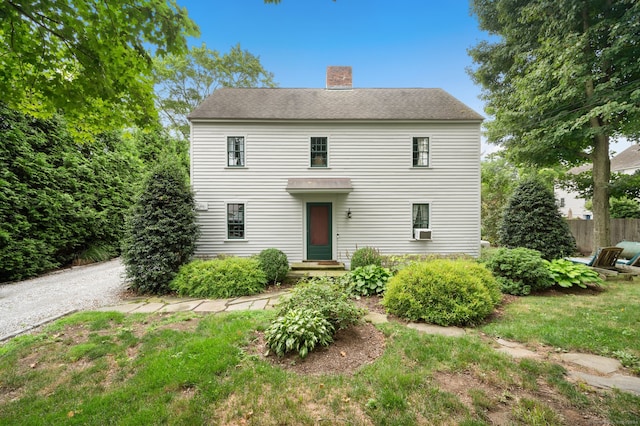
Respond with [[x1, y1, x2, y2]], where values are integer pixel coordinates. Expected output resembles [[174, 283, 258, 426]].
[[614, 241, 640, 267], [568, 246, 624, 269]]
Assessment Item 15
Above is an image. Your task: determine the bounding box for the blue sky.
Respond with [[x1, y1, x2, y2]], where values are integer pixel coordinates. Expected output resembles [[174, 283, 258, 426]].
[[178, 0, 631, 155]]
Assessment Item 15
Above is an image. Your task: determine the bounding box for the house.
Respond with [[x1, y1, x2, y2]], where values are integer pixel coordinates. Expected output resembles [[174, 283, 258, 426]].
[[187, 66, 483, 267], [557, 144, 640, 219]]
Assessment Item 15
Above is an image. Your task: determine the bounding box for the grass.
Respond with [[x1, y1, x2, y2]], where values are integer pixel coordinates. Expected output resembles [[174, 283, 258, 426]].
[[1, 281, 640, 425], [481, 280, 640, 372]]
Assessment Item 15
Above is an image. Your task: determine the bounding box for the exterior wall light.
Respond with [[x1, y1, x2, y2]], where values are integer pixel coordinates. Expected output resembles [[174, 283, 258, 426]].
[[347, 208, 352, 219]]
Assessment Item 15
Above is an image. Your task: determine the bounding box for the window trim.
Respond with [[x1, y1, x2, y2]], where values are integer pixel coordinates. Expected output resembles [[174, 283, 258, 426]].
[[412, 136, 430, 167], [226, 202, 246, 240], [310, 136, 329, 168], [227, 135, 246, 167]]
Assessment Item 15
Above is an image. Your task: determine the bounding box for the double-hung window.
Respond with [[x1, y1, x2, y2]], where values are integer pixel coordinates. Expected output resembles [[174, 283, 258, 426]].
[[310, 137, 328, 167], [227, 203, 245, 239], [227, 136, 245, 167], [412, 137, 429, 167], [412, 203, 430, 238]]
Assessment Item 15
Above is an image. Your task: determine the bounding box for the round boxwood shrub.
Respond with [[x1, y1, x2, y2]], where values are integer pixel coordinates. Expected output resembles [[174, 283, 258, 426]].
[[350, 246, 382, 269], [382, 259, 501, 326], [121, 159, 198, 294], [485, 247, 554, 296], [257, 248, 289, 284], [170, 257, 267, 298]]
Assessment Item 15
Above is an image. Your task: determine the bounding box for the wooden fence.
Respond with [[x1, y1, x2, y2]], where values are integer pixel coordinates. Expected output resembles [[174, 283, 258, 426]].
[[567, 218, 640, 254]]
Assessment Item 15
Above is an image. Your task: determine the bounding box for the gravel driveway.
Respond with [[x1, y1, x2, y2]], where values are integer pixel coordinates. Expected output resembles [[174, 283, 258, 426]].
[[0, 258, 127, 341]]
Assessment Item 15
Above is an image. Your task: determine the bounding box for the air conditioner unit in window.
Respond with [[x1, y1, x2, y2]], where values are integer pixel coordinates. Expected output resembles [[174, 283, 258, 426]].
[[414, 229, 432, 240]]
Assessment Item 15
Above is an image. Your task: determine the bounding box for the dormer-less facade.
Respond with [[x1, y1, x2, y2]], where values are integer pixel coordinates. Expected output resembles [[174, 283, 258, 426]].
[[188, 67, 483, 266]]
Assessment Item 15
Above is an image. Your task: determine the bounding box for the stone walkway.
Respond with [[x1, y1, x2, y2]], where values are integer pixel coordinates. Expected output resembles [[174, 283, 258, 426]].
[[99, 292, 640, 397]]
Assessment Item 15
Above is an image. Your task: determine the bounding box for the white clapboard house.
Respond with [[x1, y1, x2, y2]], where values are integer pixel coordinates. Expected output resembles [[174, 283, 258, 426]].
[[188, 67, 483, 266]]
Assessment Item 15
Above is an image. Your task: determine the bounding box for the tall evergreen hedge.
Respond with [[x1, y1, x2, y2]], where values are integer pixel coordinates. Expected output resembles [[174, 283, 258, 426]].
[[121, 160, 199, 294], [498, 178, 576, 260], [0, 105, 142, 282]]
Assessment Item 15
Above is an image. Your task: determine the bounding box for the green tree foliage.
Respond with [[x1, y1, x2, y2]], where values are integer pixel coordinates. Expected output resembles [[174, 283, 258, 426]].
[[153, 43, 277, 140], [0, 104, 142, 282], [610, 197, 640, 219], [499, 179, 576, 260], [481, 155, 519, 244], [121, 159, 198, 294], [469, 0, 640, 251], [0, 0, 198, 137]]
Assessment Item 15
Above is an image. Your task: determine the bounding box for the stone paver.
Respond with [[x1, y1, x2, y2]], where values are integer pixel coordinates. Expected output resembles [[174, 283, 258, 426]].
[[96, 303, 145, 313], [569, 371, 640, 396], [130, 302, 165, 313], [193, 300, 228, 313], [159, 300, 204, 313], [494, 338, 541, 359], [364, 312, 388, 325], [226, 301, 253, 311], [560, 353, 622, 375], [249, 299, 269, 310], [406, 323, 466, 337]]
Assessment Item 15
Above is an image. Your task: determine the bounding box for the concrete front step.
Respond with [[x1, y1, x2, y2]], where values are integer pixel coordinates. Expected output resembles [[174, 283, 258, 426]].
[[290, 261, 346, 271]]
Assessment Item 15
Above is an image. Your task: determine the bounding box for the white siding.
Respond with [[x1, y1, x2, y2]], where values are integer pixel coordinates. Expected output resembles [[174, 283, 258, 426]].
[[190, 121, 481, 266]]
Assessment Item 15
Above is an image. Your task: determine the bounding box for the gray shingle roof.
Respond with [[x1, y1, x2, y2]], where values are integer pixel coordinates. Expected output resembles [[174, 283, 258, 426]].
[[188, 88, 483, 121], [568, 144, 640, 174]]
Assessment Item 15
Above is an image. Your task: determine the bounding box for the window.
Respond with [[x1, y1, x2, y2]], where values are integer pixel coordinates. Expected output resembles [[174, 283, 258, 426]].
[[412, 137, 429, 167], [412, 203, 430, 230], [559, 198, 566, 208], [227, 203, 245, 239], [310, 137, 328, 167], [227, 136, 244, 167]]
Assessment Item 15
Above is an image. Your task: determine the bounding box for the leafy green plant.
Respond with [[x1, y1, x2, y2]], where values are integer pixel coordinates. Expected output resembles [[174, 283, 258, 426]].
[[264, 308, 334, 358], [256, 248, 289, 284], [277, 277, 365, 330], [347, 265, 392, 296], [382, 259, 501, 326], [121, 158, 198, 294], [170, 257, 267, 298], [547, 259, 603, 288], [350, 246, 382, 269], [485, 247, 554, 296]]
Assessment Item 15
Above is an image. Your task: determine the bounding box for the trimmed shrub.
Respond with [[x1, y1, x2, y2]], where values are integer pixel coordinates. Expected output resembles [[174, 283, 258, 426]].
[[350, 246, 382, 269], [277, 277, 365, 330], [498, 178, 576, 260], [485, 247, 554, 296], [265, 309, 334, 358], [170, 257, 267, 298], [346, 265, 392, 296], [257, 248, 289, 284], [121, 159, 198, 294], [548, 259, 604, 288], [382, 259, 501, 326]]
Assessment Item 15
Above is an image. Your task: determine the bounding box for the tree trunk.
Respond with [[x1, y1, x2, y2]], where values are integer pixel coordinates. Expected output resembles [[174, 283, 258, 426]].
[[591, 132, 611, 252]]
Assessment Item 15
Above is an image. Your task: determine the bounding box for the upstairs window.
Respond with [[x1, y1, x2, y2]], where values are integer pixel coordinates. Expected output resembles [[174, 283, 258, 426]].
[[227, 203, 245, 239], [412, 137, 429, 167], [227, 136, 245, 167], [310, 137, 328, 167]]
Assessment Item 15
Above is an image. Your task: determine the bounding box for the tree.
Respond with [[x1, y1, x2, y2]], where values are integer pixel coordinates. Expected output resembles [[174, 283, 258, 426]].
[[610, 197, 640, 219], [499, 178, 576, 261], [153, 43, 277, 140], [469, 0, 640, 252], [0, 0, 198, 137], [121, 158, 198, 294], [481, 155, 519, 244]]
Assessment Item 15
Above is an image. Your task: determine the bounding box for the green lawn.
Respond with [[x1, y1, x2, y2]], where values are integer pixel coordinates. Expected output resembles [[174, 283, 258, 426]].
[[1, 281, 639, 425]]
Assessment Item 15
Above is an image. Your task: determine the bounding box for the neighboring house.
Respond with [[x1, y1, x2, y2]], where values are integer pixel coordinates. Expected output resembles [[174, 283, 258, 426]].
[[557, 144, 640, 219], [187, 66, 483, 267]]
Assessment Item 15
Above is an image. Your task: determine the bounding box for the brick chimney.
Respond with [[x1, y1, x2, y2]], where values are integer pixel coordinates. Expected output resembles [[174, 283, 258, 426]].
[[326, 66, 352, 89]]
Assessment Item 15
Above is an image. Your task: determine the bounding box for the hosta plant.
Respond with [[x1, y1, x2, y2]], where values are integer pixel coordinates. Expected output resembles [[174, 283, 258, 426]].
[[265, 308, 334, 358], [548, 259, 603, 288], [347, 264, 392, 296]]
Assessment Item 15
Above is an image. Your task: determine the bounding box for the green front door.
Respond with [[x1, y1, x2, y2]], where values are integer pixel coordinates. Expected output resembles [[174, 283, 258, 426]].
[[307, 203, 332, 260]]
